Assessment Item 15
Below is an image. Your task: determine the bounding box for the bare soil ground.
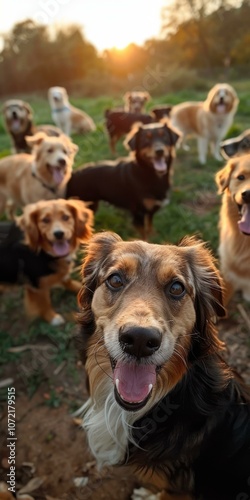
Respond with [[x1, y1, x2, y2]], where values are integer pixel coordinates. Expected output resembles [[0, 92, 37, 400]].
[[0, 293, 250, 500]]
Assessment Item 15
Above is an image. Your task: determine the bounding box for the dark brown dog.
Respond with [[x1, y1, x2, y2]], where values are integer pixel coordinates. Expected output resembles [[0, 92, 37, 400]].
[[104, 109, 155, 153], [2, 99, 62, 153], [66, 120, 180, 240]]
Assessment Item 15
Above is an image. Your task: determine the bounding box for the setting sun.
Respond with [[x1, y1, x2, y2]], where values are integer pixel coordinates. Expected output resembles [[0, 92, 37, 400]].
[[0, 0, 165, 51]]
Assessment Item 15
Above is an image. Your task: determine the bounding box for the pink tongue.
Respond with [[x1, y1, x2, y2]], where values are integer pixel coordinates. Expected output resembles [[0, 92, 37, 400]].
[[217, 104, 226, 114], [238, 204, 250, 234], [153, 158, 167, 174], [114, 362, 156, 404], [11, 119, 21, 131], [52, 168, 64, 185], [52, 240, 70, 256]]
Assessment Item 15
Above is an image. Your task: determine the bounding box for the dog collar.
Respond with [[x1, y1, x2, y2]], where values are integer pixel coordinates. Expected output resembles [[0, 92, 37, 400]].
[[52, 106, 70, 113], [31, 163, 56, 194]]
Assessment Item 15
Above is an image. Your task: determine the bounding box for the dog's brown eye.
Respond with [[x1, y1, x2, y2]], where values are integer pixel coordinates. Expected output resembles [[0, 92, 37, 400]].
[[62, 214, 69, 221], [106, 273, 124, 291], [47, 148, 54, 153], [237, 174, 245, 181], [167, 281, 186, 299], [42, 216, 50, 223]]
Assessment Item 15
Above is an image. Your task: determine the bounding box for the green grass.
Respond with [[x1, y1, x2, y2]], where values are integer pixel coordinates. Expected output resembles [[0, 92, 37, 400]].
[[0, 84, 249, 396]]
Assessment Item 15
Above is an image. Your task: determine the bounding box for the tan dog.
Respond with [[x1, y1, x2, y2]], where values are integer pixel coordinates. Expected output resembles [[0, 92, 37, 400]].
[[0, 198, 93, 324], [170, 83, 239, 164], [123, 91, 151, 113], [216, 154, 250, 304], [2, 99, 62, 153], [0, 132, 78, 219], [48, 86, 96, 136]]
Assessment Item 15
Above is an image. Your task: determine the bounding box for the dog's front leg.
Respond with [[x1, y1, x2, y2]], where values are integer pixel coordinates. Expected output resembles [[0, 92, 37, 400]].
[[197, 137, 208, 165], [24, 286, 65, 325]]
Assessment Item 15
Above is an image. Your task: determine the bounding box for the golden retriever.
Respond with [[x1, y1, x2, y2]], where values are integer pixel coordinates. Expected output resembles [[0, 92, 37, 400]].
[[2, 98, 62, 153], [0, 198, 93, 324], [0, 132, 78, 219], [170, 83, 239, 164], [123, 91, 151, 113], [48, 86, 96, 136], [216, 153, 250, 304], [75, 231, 250, 499]]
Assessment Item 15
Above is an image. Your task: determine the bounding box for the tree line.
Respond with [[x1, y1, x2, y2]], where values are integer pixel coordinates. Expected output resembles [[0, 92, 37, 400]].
[[0, 0, 249, 98]]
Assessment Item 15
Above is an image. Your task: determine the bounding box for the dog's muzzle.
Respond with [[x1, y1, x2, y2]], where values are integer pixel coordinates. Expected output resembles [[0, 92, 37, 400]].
[[112, 326, 162, 411]]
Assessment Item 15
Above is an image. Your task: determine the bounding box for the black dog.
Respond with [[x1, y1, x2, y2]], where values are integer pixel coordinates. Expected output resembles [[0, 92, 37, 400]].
[[104, 108, 155, 153], [66, 121, 181, 240]]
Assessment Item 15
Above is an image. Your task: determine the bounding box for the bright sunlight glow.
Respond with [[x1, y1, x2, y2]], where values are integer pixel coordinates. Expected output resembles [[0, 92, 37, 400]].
[[0, 0, 166, 51]]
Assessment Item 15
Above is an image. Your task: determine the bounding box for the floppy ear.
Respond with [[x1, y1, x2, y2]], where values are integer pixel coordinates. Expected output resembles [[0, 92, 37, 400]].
[[215, 159, 237, 193], [163, 120, 182, 146], [16, 204, 41, 252], [23, 102, 33, 118], [180, 237, 226, 357], [143, 91, 151, 103], [25, 131, 47, 148], [77, 232, 122, 335], [124, 123, 142, 151], [66, 199, 94, 242]]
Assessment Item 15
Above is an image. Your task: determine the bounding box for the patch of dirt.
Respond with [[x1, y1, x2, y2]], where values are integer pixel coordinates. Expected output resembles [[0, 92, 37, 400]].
[[0, 297, 250, 500], [184, 191, 219, 215]]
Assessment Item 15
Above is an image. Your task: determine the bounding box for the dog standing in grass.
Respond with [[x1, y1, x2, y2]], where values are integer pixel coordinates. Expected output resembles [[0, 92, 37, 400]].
[[66, 120, 181, 240]]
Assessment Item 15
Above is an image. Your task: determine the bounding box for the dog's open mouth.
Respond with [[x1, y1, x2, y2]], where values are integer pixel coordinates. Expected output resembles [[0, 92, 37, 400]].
[[112, 360, 157, 411], [51, 240, 70, 257], [152, 158, 167, 175], [11, 118, 22, 132], [238, 203, 250, 235], [47, 164, 65, 185], [216, 103, 226, 114]]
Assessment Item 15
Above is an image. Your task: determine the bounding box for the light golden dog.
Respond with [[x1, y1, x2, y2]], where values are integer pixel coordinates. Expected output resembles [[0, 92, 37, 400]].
[[2, 98, 62, 153], [123, 91, 151, 113], [0, 198, 93, 324], [48, 86, 96, 136], [170, 83, 239, 164], [216, 153, 250, 304], [0, 132, 78, 219]]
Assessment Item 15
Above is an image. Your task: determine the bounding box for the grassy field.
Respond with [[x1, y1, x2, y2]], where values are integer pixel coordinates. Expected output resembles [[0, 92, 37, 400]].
[[0, 82, 249, 400]]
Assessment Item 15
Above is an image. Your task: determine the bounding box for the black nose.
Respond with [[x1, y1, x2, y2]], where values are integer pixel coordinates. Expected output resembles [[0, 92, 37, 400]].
[[119, 326, 162, 358], [12, 111, 17, 119], [54, 230, 64, 240], [155, 148, 164, 156], [242, 190, 250, 203], [58, 158, 66, 167], [219, 97, 224, 104]]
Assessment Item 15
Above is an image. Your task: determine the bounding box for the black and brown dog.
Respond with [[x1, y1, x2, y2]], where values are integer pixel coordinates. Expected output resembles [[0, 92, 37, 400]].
[[104, 108, 155, 153], [2, 99, 62, 153], [66, 120, 181, 240]]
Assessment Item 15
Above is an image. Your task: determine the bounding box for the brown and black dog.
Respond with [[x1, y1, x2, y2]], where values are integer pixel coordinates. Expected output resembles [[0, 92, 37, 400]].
[[104, 108, 155, 153], [0, 198, 93, 324], [76, 231, 250, 500], [66, 120, 181, 240], [123, 91, 150, 113], [2, 99, 62, 153]]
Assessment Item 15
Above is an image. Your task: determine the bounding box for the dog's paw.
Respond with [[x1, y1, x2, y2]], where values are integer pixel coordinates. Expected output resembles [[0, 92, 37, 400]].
[[50, 314, 65, 326], [131, 487, 161, 500]]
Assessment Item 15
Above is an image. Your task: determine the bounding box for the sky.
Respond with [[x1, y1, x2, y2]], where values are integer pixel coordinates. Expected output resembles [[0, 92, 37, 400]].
[[0, 0, 166, 51]]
